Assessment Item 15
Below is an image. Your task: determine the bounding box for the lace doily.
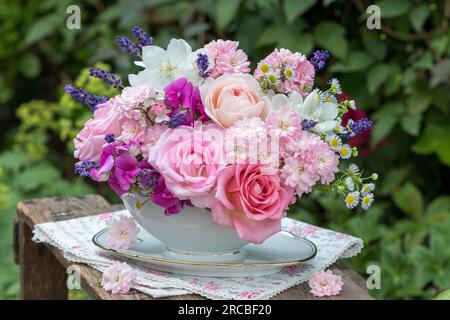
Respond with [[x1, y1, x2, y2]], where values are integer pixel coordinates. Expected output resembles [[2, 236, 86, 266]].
[[33, 210, 363, 300]]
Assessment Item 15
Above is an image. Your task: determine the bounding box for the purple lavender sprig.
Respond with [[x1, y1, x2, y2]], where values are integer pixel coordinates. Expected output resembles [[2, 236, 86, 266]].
[[131, 26, 153, 47], [74, 160, 98, 177], [302, 119, 318, 130], [116, 36, 140, 57], [64, 84, 108, 111], [168, 113, 185, 128], [89, 67, 123, 88], [310, 50, 330, 71], [343, 118, 373, 138], [104, 134, 115, 143], [196, 53, 209, 78]]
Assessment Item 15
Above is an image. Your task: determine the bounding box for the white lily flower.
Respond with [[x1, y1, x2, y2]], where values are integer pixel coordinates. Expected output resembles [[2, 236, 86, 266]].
[[295, 90, 338, 133], [128, 39, 203, 91]]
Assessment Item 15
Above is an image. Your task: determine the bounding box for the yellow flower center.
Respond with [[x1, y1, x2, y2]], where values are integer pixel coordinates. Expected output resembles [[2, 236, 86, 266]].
[[260, 64, 270, 73]]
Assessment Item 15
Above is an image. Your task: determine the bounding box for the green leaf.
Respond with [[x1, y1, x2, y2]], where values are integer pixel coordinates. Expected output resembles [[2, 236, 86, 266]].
[[367, 64, 392, 94], [426, 196, 450, 218], [400, 114, 422, 136], [283, 0, 316, 24], [375, 0, 411, 18], [19, 53, 41, 79], [363, 31, 387, 61], [0, 152, 29, 173], [430, 59, 450, 88], [278, 33, 314, 55], [409, 4, 430, 32], [413, 51, 433, 70], [379, 166, 410, 196], [216, 0, 241, 32], [14, 164, 61, 192], [22, 14, 60, 47], [392, 183, 424, 220], [371, 117, 397, 145], [412, 122, 450, 166], [314, 21, 348, 60], [434, 289, 450, 300], [407, 91, 431, 115], [333, 51, 374, 73]]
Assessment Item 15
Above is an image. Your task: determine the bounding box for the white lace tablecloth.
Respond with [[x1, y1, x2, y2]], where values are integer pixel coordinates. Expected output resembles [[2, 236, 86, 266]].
[[32, 210, 363, 300]]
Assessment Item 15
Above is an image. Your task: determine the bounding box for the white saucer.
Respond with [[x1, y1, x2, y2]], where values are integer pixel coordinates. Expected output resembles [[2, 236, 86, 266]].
[[92, 228, 317, 277]]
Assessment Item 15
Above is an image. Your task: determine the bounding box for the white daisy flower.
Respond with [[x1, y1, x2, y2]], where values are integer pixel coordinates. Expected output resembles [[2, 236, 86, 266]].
[[361, 193, 374, 210], [345, 177, 354, 191], [345, 191, 360, 209], [348, 163, 359, 175], [339, 144, 352, 159], [361, 183, 375, 194], [328, 78, 342, 94], [284, 65, 296, 79], [327, 134, 342, 151], [258, 61, 272, 74]]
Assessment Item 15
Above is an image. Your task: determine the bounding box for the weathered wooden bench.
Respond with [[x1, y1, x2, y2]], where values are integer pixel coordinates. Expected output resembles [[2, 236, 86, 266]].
[[13, 195, 373, 300]]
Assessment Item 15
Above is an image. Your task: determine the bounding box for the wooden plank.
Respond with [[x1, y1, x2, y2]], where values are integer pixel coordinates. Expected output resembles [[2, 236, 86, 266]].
[[16, 195, 372, 300]]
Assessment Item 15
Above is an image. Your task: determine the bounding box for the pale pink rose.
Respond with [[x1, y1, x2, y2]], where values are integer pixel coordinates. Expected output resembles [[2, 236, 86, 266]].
[[140, 124, 169, 161], [106, 215, 139, 249], [74, 98, 125, 161], [117, 85, 157, 114], [120, 119, 146, 141], [102, 262, 136, 294], [147, 122, 226, 208], [211, 163, 294, 244], [308, 270, 343, 297], [200, 74, 270, 128]]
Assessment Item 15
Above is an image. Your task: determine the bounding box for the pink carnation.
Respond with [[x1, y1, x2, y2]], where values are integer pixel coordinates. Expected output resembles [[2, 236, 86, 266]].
[[266, 106, 302, 139], [308, 270, 343, 297], [281, 131, 339, 196], [140, 124, 169, 161], [204, 40, 250, 78], [254, 48, 315, 96], [102, 262, 136, 294], [106, 215, 139, 249], [116, 85, 158, 120]]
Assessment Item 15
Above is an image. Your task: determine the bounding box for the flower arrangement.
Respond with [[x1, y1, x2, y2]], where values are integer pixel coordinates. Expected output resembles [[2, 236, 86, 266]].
[[70, 27, 377, 244]]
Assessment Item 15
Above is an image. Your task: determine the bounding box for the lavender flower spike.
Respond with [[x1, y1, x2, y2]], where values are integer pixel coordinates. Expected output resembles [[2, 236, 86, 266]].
[[131, 26, 153, 47], [310, 50, 330, 71], [196, 53, 209, 78], [116, 36, 140, 57], [74, 160, 98, 177], [64, 84, 108, 111], [89, 67, 123, 88]]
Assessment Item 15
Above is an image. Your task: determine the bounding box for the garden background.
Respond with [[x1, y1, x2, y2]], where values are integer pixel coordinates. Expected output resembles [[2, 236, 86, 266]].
[[1, 0, 450, 300]]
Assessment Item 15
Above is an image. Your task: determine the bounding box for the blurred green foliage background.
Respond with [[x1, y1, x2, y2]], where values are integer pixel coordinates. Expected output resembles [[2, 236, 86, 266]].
[[1, 0, 450, 300]]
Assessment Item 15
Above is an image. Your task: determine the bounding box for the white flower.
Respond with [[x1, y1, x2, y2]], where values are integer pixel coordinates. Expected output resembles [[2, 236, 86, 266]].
[[129, 39, 203, 91], [327, 134, 342, 151], [345, 177, 354, 191], [295, 90, 339, 133], [361, 193, 374, 210], [106, 215, 139, 249], [362, 183, 375, 194], [345, 191, 360, 209], [270, 91, 303, 111], [339, 144, 352, 159], [348, 163, 359, 175]]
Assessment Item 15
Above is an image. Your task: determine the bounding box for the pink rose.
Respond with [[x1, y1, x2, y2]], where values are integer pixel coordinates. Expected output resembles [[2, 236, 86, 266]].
[[74, 98, 124, 161], [200, 74, 269, 128], [211, 163, 294, 244], [148, 122, 225, 208]]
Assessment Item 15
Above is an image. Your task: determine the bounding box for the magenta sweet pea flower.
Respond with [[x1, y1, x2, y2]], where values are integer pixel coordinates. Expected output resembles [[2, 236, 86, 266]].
[[152, 176, 190, 215], [163, 77, 210, 126]]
